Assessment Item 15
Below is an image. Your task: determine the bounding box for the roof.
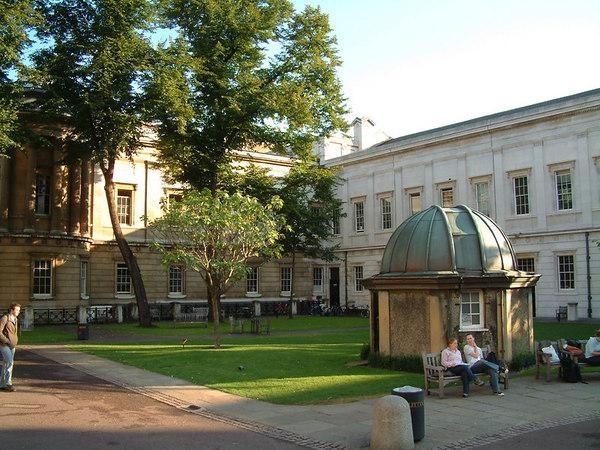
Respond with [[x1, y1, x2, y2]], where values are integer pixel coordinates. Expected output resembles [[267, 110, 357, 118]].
[[380, 205, 517, 276]]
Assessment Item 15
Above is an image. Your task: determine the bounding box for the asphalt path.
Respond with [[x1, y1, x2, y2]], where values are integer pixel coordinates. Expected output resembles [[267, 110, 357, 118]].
[[1, 350, 308, 450]]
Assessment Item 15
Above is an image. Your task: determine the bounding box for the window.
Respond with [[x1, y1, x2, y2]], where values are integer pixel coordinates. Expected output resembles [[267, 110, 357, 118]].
[[555, 170, 573, 211], [517, 257, 535, 273], [117, 189, 133, 225], [380, 197, 392, 230], [246, 267, 259, 294], [80, 260, 89, 299], [313, 267, 323, 292], [169, 265, 184, 295], [440, 187, 454, 208], [513, 176, 530, 215], [332, 210, 341, 235], [116, 263, 132, 295], [354, 200, 365, 232], [409, 192, 422, 215], [280, 267, 292, 293], [354, 266, 364, 292], [460, 291, 483, 330], [35, 174, 51, 215], [558, 255, 575, 290], [32, 259, 52, 297], [474, 181, 490, 216]]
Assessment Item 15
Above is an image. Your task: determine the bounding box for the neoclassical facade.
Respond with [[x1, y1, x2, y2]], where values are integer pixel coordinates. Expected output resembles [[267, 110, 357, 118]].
[[320, 89, 600, 319], [0, 138, 319, 312]]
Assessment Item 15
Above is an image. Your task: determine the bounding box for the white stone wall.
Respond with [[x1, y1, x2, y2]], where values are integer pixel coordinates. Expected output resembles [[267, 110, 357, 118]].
[[325, 90, 600, 318]]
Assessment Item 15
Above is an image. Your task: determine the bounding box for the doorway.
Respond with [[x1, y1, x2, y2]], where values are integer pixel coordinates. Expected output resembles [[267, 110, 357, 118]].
[[329, 267, 340, 307]]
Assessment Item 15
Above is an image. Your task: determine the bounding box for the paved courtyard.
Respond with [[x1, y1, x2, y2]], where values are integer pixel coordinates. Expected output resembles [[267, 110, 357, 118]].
[[17, 345, 600, 449]]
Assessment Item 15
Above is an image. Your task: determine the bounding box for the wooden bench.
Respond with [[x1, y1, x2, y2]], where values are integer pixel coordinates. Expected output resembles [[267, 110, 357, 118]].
[[535, 340, 561, 382], [175, 307, 209, 327], [422, 347, 508, 398], [559, 339, 592, 372]]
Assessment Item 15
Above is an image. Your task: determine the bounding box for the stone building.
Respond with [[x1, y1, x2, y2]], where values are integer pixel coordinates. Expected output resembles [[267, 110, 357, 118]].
[[0, 137, 319, 314], [364, 205, 539, 361], [320, 88, 600, 319]]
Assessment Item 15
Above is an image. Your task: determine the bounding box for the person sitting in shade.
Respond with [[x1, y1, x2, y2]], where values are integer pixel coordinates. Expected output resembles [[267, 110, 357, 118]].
[[582, 329, 600, 366], [441, 337, 483, 398], [464, 334, 504, 396]]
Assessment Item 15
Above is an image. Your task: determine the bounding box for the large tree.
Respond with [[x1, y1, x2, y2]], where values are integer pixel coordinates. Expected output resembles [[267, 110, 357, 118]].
[[149, 189, 284, 348], [277, 160, 343, 317], [32, 0, 154, 326], [147, 0, 347, 190], [0, 0, 39, 154]]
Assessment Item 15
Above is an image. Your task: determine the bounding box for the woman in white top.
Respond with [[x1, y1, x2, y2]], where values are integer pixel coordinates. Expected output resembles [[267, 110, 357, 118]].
[[464, 334, 503, 396]]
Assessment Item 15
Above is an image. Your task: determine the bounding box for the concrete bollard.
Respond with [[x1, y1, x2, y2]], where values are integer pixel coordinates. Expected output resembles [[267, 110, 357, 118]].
[[371, 395, 414, 450]]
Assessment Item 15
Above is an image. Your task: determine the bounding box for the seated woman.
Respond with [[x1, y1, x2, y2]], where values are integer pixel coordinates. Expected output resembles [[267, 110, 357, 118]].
[[583, 329, 600, 365], [441, 338, 482, 398], [464, 334, 504, 396]]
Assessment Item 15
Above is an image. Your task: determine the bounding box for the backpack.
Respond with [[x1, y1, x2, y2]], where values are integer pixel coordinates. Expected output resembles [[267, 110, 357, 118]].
[[559, 352, 582, 383]]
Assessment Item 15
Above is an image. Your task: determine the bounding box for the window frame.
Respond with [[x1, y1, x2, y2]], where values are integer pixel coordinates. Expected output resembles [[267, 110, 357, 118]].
[[379, 195, 393, 230], [246, 266, 260, 296], [313, 267, 324, 293], [353, 199, 365, 233], [115, 185, 135, 226], [280, 266, 292, 296], [168, 265, 185, 297], [554, 169, 573, 211], [32, 258, 53, 299], [557, 254, 575, 291], [406, 188, 423, 216], [440, 187, 454, 208], [516, 256, 535, 273], [34, 173, 51, 216], [472, 178, 491, 217], [459, 291, 485, 331], [354, 266, 364, 292], [512, 174, 530, 216], [115, 262, 133, 296]]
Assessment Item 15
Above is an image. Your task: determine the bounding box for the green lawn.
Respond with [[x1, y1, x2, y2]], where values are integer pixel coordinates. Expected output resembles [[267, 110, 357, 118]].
[[69, 322, 424, 405], [19, 318, 600, 405]]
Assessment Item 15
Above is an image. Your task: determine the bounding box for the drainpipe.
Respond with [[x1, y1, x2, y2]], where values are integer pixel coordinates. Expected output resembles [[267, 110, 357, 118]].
[[344, 251, 348, 307], [586, 232, 592, 318]]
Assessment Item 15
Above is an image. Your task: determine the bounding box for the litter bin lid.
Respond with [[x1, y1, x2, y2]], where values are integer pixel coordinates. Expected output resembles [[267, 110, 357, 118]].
[[392, 386, 422, 393]]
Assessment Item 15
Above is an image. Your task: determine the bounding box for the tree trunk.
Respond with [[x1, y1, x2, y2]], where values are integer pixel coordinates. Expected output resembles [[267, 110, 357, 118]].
[[103, 169, 152, 327], [288, 251, 296, 319], [208, 284, 221, 348]]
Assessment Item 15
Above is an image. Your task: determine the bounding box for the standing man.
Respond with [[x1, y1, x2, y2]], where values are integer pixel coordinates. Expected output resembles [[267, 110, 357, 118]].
[[464, 334, 504, 396], [0, 303, 21, 392]]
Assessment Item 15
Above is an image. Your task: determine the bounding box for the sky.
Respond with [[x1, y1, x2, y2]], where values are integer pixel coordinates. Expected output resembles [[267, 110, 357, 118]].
[[292, 0, 600, 138]]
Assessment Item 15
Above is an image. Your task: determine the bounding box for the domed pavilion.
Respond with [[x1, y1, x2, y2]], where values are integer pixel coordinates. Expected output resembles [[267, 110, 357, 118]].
[[363, 205, 540, 362]]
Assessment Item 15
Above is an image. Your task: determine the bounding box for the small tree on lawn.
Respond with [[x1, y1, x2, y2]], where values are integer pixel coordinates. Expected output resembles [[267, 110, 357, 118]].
[[278, 160, 343, 318], [31, 0, 155, 326], [149, 189, 284, 348]]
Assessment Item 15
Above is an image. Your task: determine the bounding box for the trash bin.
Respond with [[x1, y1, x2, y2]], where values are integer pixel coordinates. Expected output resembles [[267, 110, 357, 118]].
[[77, 323, 89, 340], [392, 386, 425, 442]]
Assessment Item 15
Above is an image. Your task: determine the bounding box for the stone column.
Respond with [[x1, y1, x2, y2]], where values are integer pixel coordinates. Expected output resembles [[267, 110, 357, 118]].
[[79, 159, 91, 236], [50, 149, 68, 235], [23, 148, 37, 233], [69, 161, 82, 235], [0, 155, 10, 232]]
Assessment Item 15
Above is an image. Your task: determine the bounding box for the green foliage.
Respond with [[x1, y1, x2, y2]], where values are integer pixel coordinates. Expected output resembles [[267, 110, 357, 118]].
[[509, 351, 536, 372], [31, 0, 154, 165], [0, 0, 39, 153], [367, 352, 424, 374], [146, 0, 347, 190], [149, 189, 284, 295]]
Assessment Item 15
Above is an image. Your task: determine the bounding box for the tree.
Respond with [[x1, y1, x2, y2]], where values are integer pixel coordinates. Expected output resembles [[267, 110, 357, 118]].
[[31, 0, 154, 326], [147, 0, 347, 191], [277, 160, 343, 318], [0, 0, 39, 154], [149, 189, 284, 348]]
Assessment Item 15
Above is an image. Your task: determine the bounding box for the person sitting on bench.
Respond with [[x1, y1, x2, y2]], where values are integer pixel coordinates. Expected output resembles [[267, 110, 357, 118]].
[[582, 329, 600, 366], [464, 334, 504, 396], [442, 338, 483, 398]]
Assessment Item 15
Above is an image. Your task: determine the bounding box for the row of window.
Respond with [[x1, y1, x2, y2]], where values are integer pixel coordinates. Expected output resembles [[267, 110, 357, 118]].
[[347, 167, 574, 234], [30, 261, 366, 298]]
